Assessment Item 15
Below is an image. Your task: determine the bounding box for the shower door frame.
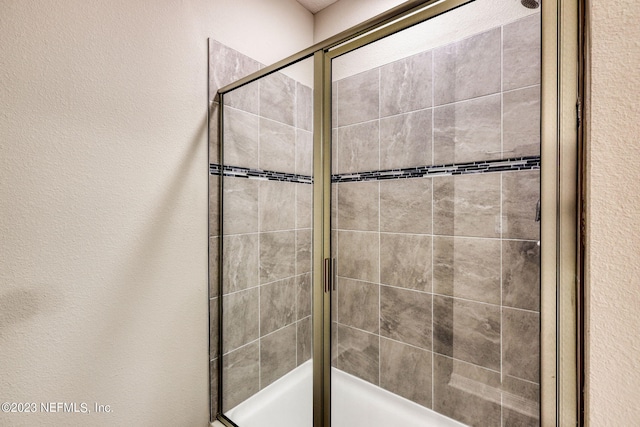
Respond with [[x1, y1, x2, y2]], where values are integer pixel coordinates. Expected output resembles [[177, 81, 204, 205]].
[[214, 0, 583, 425]]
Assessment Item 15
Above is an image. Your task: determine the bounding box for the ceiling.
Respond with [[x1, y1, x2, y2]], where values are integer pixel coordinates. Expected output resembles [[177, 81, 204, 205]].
[[296, 0, 339, 14]]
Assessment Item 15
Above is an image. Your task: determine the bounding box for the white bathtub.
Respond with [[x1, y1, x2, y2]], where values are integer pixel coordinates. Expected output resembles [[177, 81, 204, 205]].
[[219, 361, 466, 427]]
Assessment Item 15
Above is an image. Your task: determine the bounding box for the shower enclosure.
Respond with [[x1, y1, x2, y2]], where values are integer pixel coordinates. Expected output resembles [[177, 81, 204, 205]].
[[209, 0, 580, 426]]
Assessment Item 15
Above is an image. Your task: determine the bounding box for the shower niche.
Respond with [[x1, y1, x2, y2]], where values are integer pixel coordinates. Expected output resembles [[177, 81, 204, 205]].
[[209, 1, 549, 426]]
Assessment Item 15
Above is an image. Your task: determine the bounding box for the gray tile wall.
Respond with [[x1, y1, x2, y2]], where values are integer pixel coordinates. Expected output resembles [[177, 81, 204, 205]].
[[332, 14, 541, 427], [209, 41, 313, 415], [210, 12, 541, 425]]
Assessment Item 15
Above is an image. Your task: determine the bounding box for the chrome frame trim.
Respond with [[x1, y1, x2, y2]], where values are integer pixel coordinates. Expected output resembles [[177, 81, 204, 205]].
[[217, 0, 443, 95]]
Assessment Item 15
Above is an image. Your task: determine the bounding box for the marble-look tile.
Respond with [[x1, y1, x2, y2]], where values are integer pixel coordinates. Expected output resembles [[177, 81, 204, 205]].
[[338, 278, 379, 333], [222, 107, 259, 169], [296, 229, 312, 275], [434, 28, 501, 105], [209, 236, 219, 298], [222, 288, 259, 353], [331, 322, 338, 367], [222, 176, 259, 236], [260, 277, 296, 336], [209, 101, 220, 165], [433, 354, 502, 427], [380, 233, 432, 292], [296, 184, 312, 229], [210, 358, 219, 417], [380, 178, 432, 234], [337, 69, 379, 126], [297, 317, 312, 365], [332, 81, 338, 129], [337, 231, 379, 283], [260, 71, 295, 126], [433, 236, 501, 305], [259, 180, 295, 232], [297, 82, 313, 131], [261, 324, 297, 388], [259, 118, 296, 174], [502, 170, 540, 240], [209, 175, 220, 236], [222, 342, 260, 411], [380, 109, 432, 170], [296, 129, 313, 176], [260, 231, 296, 284], [503, 86, 541, 158], [222, 234, 259, 294], [297, 272, 312, 320], [337, 324, 380, 385], [380, 338, 432, 408], [331, 183, 338, 231], [210, 40, 261, 112], [503, 240, 540, 311], [502, 375, 540, 426], [380, 285, 432, 349], [433, 296, 501, 371], [433, 94, 502, 164], [503, 307, 540, 384], [210, 298, 219, 359], [380, 50, 433, 117], [331, 229, 337, 280], [225, 81, 261, 117], [433, 174, 501, 238], [332, 258, 338, 323], [503, 14, 541, 91], [337, 181, 379, 231], [337, 121, 380, 174], [332, 127, 338, 174]]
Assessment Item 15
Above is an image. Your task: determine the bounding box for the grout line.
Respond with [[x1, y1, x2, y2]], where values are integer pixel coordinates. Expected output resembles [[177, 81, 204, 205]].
[[336, 79, 513, 116], [223, 103, 300, 130], [222, 229, 537, 244], [502, 83, 541, 95], [432, 89, 503, 109], [500, 24, 505, 424], [222, 321, 299, 358], [334, 79, 340, 370], [294, 161, 299, 366], [377, 67, 382, 387], [331, 275, 539, 313], [431, 47, 436, 411], [334, 230, 536, 242], [221, 229, 306, 238], [257, 79, 262, 391], [435, 353, 504, 377]]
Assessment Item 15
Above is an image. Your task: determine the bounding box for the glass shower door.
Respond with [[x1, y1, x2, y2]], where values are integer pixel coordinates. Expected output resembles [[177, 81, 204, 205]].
[[328, 1, 542, 426], [217, 57, 315, 427]]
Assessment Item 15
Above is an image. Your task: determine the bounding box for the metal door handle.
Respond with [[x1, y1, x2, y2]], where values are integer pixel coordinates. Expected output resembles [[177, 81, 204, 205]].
[[324, 258, 335, 293]]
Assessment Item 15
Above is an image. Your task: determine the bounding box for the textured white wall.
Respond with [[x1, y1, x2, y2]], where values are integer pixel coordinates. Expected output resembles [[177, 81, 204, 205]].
[[212, 0, 314, 86], [212, 0, 313, 66], [585, 0, 640, 424], [0, 1, 213, 425], [0, 1, 312, 426], [314, 0, 404, 42]]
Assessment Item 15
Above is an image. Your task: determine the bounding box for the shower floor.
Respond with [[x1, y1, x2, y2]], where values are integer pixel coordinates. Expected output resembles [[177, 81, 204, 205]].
[[217, 361, 466, 427]]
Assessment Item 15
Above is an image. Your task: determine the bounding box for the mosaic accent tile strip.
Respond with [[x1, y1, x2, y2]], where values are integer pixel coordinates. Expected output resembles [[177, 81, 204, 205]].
[[331, 156, 540, 183], [210, 156, 540, 184], [210, 164, 313, 184]]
